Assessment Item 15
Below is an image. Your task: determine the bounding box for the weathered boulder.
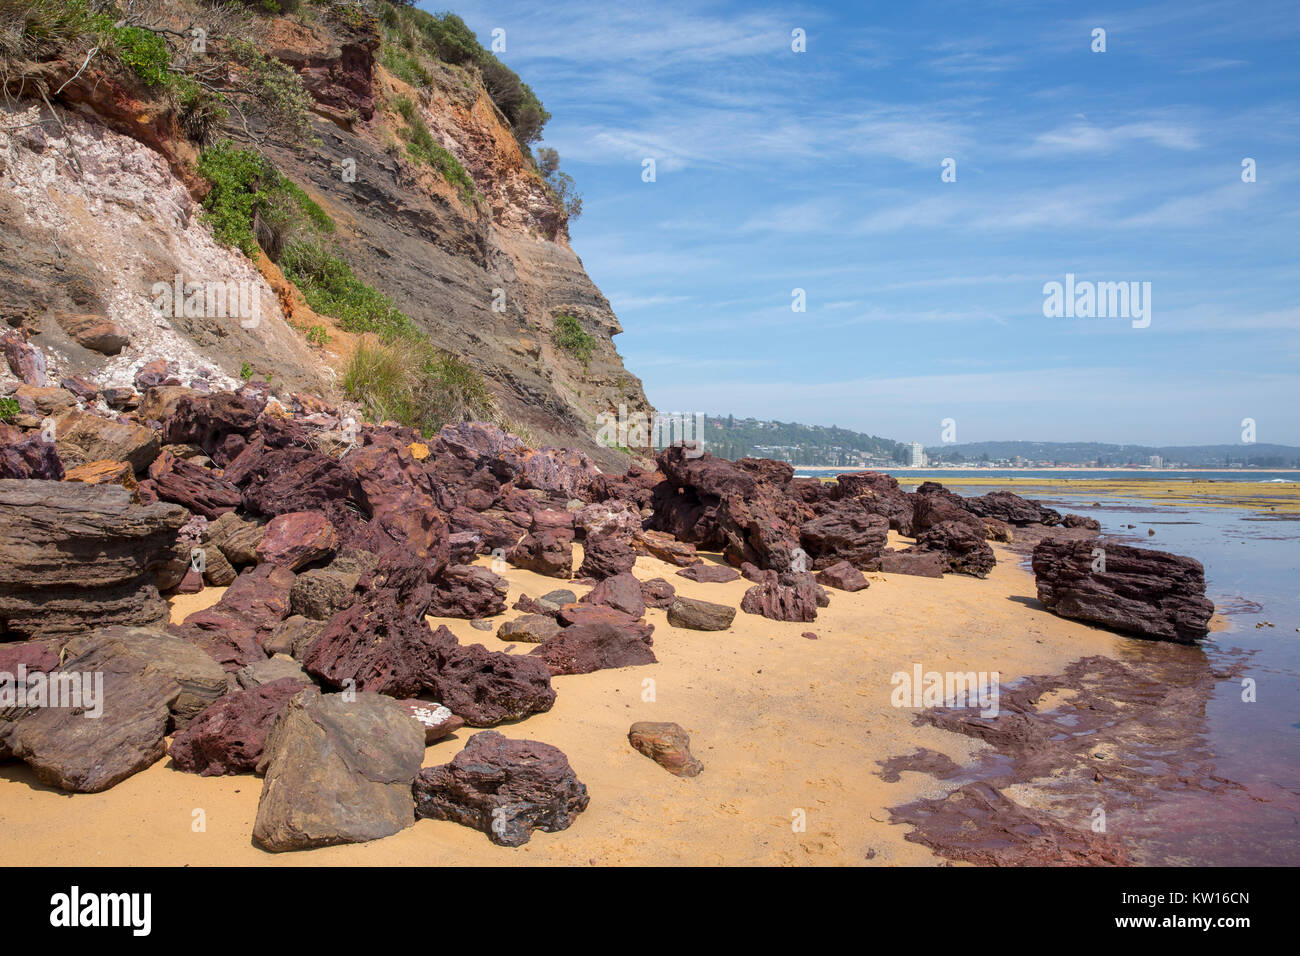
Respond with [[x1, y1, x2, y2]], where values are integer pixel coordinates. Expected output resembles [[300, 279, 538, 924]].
[[816, 560, 869, 592], [2, 329, 46, 385], [628, 721, 703, 777], [634, 529, 701, 567], [835, 471, 915, 533], [740, 570, 824, 622], [172, 563, 296, 670], [964, 490, 1062, 527], [496, 613, 562, 644], [800, 501, 889, 570], [63, 459, 135, 491], [146, 449, 240, 519], [255, 511, 339, 571], [1031, 539, 1214, 643], [289, 566, 359, 620], [53, 409, 159, 474], [0, 423, 63, 479], [428, 564, 508, 619], [675, 563, 740, 583], [507, 528, 573, 578], [168, 677, 303, 776], [574, 499, 641, 538], [54, 312, 129, 355], [205, 511, 265, 566], [236, 655, 312, 690], [264, 615, 324, 659], [413, 731, 589, 846], [529, 621, 657, 675], [911, 483, 985, 536], [580, 571, 647, 618], [1064, 513, 1101, 531], [252, 687, 424, 851], [1, 626, 228, 791], [640, 577, 677, 609], [557, 603, 655, 643], [424, 644, 556, 727], [577, 532, 637, 580], [518, 447, 601, 499], [880, 549, 946, 578], [667, 596, 737, 631], [916, 520, 996, 578], [0, 480, 185, 639]]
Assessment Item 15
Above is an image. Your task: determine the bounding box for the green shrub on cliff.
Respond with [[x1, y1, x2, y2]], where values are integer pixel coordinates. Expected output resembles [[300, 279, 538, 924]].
[[196, 141, 333, 259], [391, 95, 478, 204], [552, 313, 596, 365], [279, 240, 414, 340], [343, 335, 494, 434]]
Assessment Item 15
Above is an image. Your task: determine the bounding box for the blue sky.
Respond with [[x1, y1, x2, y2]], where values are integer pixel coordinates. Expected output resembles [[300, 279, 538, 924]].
[[439, 0, 1299, 446]]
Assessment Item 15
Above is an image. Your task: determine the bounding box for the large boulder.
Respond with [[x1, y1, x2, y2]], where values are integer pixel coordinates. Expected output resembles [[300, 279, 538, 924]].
[[255, 511, 339, 571], [507, 528, 573, 578], [916, 520, 996, 578], [910, 482, 985, 536], [880, 549, 946, 578], [816, 560, 869, 592], [528, 621, 657, 676], [427, 564, 509, 619], [799, 500, 889, 570], [172, 563, 296, 670], [0, 480, 185, 640], [574, 499, 641, 538], [667, 596, 737, 631], [580, 571, 646, 618], [252, 687, 425, 851], [147, 450, 241, 519], [52, 409, 159, 474], [168, 677, 303, 776], [496, 613, 562, 644], [576, 532, 637, 580], [834, 471, 914, 533], [0, 626, 227, 792], [1031, 539, 1214, 643], [413, 731, 589, 847], [424, 644, 556, 727], [740, 570, 825, 622]]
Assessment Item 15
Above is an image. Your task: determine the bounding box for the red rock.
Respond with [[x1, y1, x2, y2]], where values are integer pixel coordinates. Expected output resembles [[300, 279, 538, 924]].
[[528, 621, 657, 675], [816, 560, 869, 592], [916, 520, 996, 578], [507, 528, 573, 578], [740, 570, 823, 622], [835, 471, 915, 533], [0, 423, 63, 479], [557, 602, 654, 643], [147, 449, 241, 519], [579, 571, 646, 618], [133, 359, 171, 390], [428, 564, 508, 619], [414, 731, 589, 846], [880, 549, 946, 578], [255, 511, 339, 571], [800, 500, 889, 570], [1, 330, 47, 385], [1032, 539, 1214, 643], [577, 532, 636, 580], [675, 563, 740, 583], [168, 678, 303, 776], [640, 577, 677, 609], [634, 529, 700, 567], [177, 568, 204, 593], [425, 643, 556, 727]]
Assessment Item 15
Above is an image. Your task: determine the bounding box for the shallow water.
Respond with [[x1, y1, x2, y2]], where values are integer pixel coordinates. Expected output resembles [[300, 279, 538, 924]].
[[914, 480, 1300, 863]]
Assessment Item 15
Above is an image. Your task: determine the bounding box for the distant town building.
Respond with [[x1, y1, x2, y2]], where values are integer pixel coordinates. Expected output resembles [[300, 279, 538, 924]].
[[1148, 455, 1162, 468], [909, 442, 925, 467]]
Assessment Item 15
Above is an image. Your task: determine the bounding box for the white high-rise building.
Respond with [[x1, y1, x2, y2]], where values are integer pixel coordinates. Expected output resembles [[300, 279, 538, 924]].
[[909, 442, 925, 467], [1148, 455, 1162, 468]]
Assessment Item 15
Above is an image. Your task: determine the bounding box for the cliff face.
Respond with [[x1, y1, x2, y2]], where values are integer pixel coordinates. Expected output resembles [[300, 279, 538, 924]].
[[0, 3, 650, 468]]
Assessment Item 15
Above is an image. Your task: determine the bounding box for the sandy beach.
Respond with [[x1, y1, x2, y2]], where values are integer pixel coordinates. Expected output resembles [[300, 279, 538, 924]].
[[0, 536, 1130, 866]]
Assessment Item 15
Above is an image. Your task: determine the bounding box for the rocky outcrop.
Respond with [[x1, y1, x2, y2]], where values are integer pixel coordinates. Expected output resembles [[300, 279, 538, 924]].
[[414, 731, 589, 846], [0, 480, 185, 640], [740, 570, 827, 623], [916, 520, 996, 578], [963, 490, 1061, 527], [428, 564, 509, 619], [835, 471, 914, 533], [1031, 539, 1214, 643], [800, 501, 889, 570], [253, 688, 425, 851]]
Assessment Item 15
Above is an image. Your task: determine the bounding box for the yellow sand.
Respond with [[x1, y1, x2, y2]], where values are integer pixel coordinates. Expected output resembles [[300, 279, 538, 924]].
[[0, 538, 1128, 866]]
